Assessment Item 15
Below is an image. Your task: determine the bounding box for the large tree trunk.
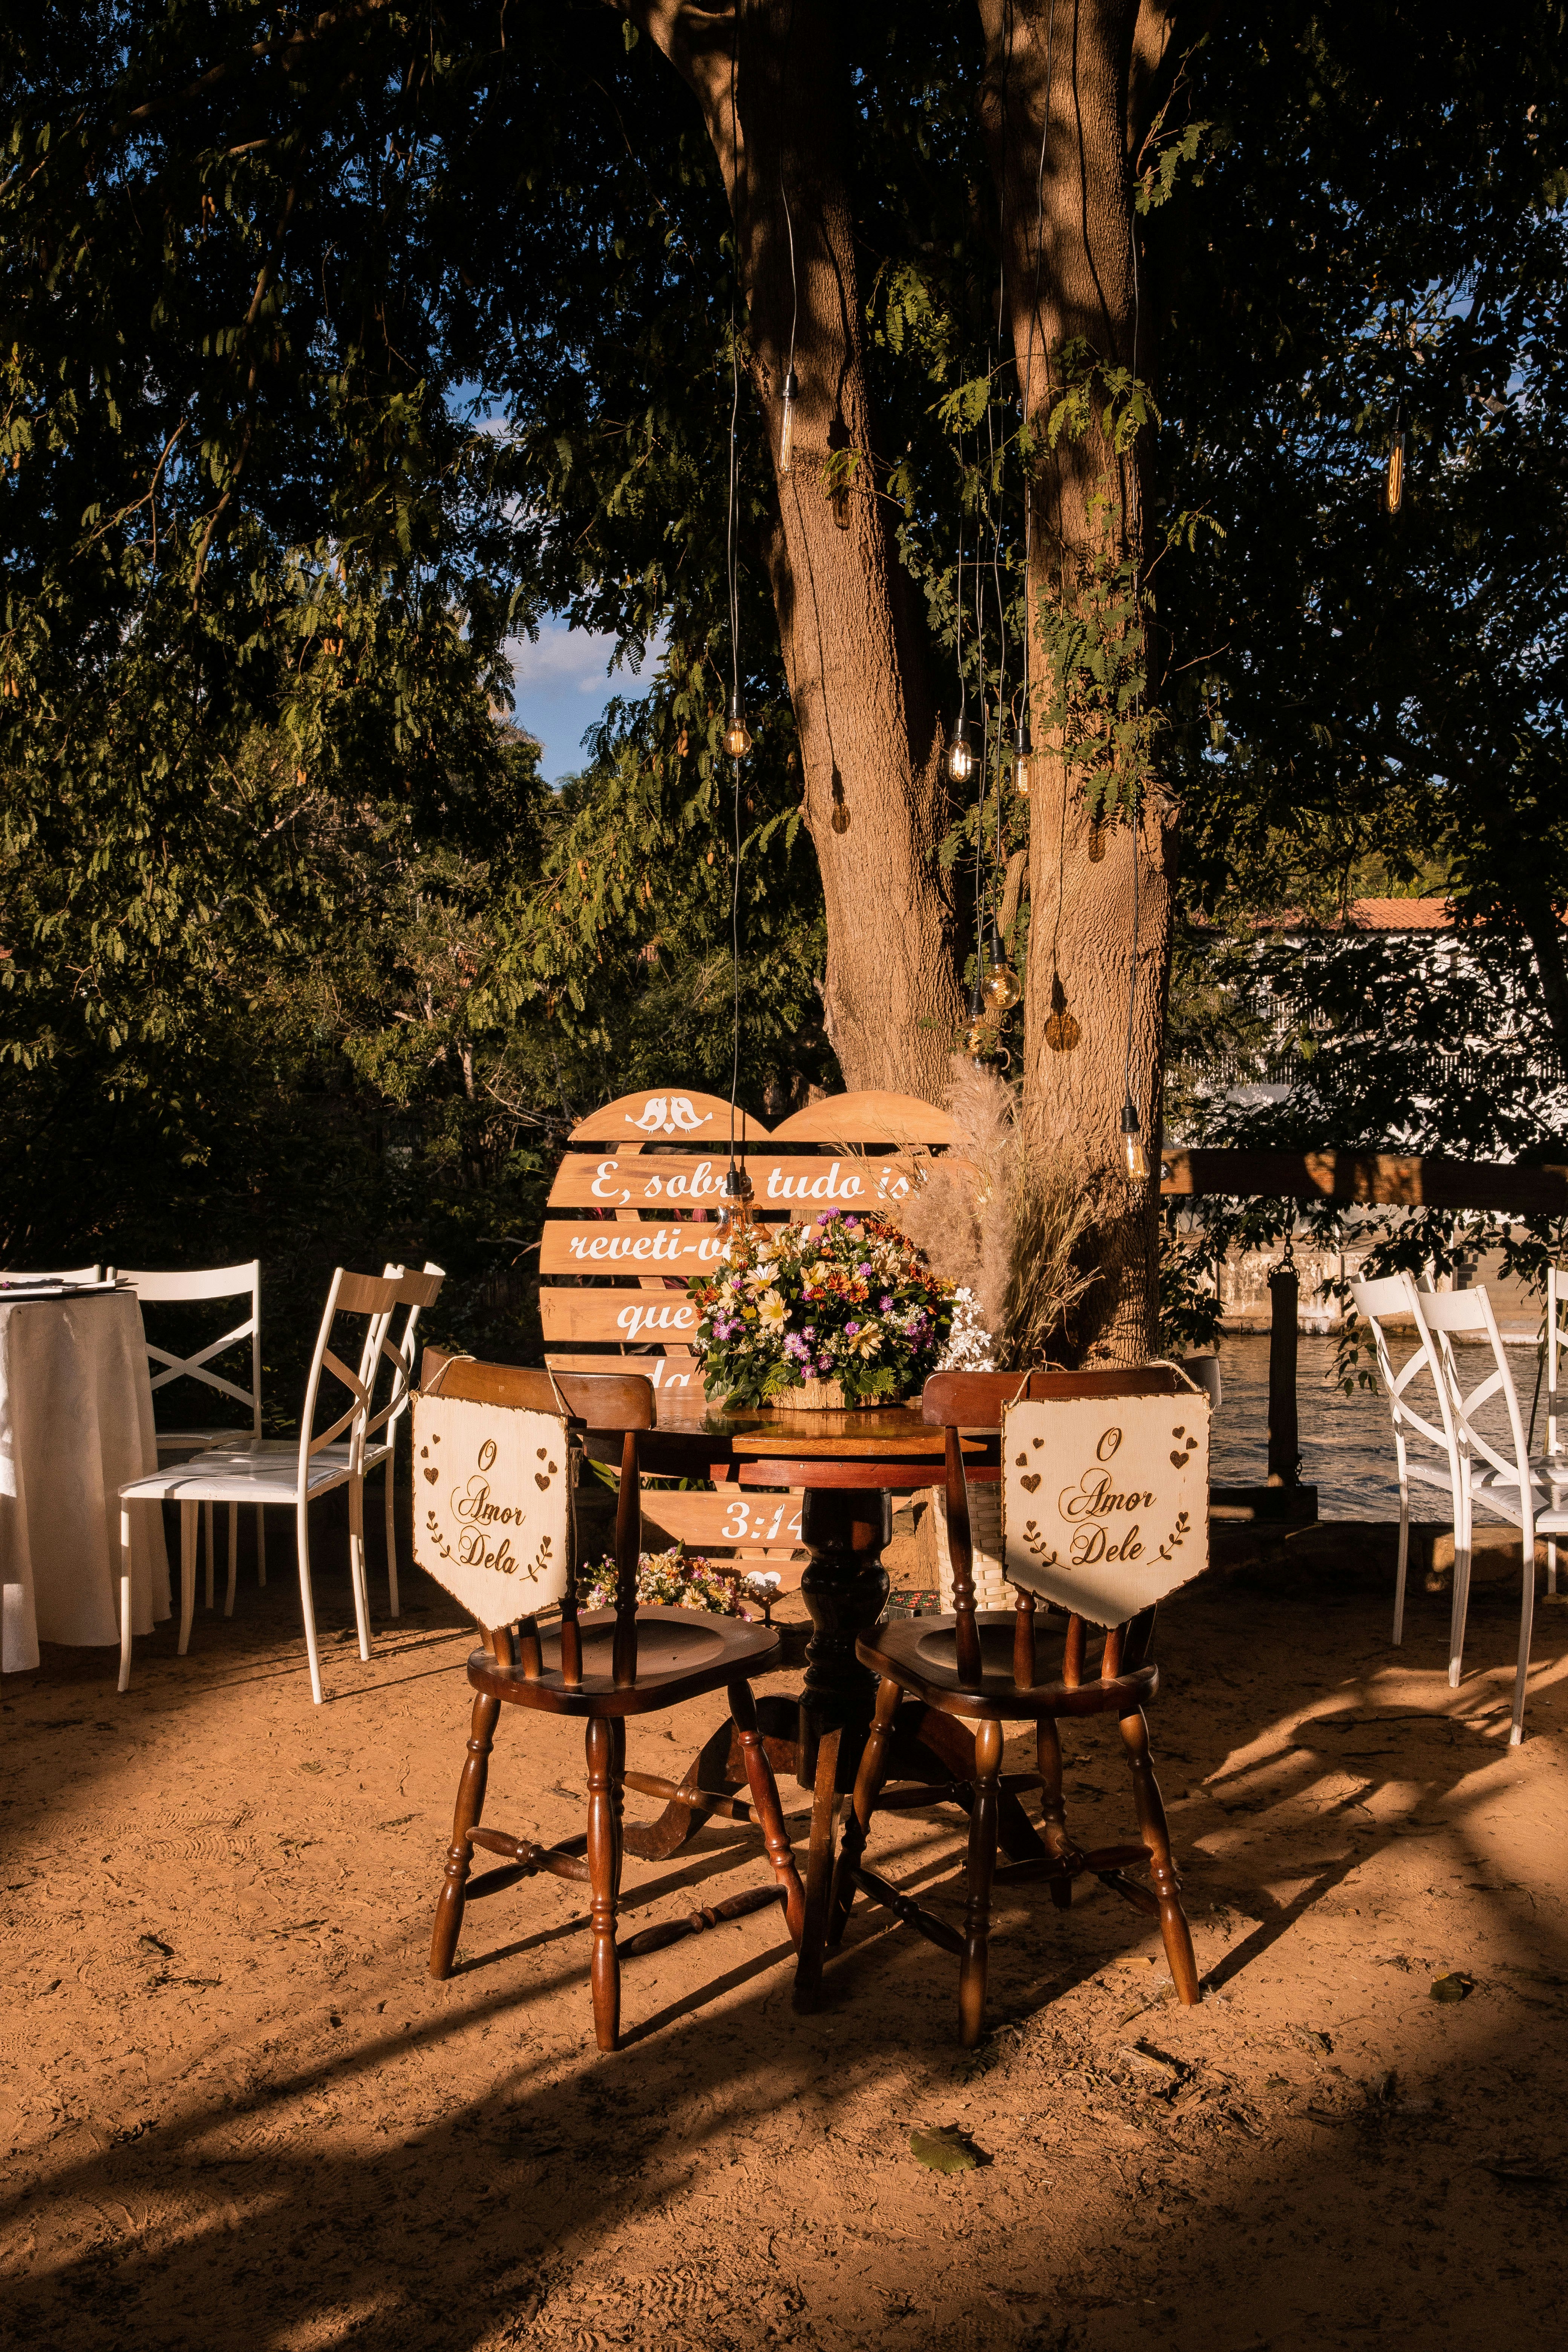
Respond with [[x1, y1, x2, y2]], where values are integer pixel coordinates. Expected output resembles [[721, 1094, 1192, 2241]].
[[622, 0, 966, 1100], [977, 0, 1181, 1363]]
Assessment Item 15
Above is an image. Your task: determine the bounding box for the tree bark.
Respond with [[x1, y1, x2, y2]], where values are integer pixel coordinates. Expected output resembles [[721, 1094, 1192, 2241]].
[[620, 0, 966, 1101], [1518, 894, 1568, 1071], [976, 0, 1180, 1363]]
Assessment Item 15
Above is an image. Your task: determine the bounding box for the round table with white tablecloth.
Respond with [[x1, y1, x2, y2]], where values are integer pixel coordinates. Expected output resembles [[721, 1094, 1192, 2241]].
[[0, 1291, 171, 1674]]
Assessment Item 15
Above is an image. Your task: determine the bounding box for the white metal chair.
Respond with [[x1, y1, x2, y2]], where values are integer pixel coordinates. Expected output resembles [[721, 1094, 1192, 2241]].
[[2, 1263, 104, 1283], [1349, 1272, 1462, 1646], [1545, 1265, 1568, 1596], [1419, 1284, 1553, 1746], [243, 1261, 444, 1618], [117, 1269, 402, 1705], [111, 1261, 265, 1617]]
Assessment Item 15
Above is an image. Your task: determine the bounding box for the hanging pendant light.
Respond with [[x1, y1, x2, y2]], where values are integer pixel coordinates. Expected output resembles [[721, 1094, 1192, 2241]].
[[723, 692, 752, 759], [963, 977, 992, 1060], [945, 715, 976, 784], [1012, 713, 1035, 797], [778, 367, 800, 477], [716, 1162, 756, 1241], [1119, 1097, 1150, 1182], [983, 925, 1021, 1012], [1385, 432, 1405, 516]]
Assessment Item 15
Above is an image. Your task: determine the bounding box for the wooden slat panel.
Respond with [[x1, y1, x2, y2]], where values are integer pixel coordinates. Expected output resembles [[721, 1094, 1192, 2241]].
[[1160, 1148, 1568, 1216], [568, 1089, 769, 1144], [547, 1153, 917, 1211], [540, 1222, 728, 1277], [770, 1090, 955, 1145], [637, 1489, 805, 1552], [544, 1354, 703, 1398], [541, 1293, 703, 1344]]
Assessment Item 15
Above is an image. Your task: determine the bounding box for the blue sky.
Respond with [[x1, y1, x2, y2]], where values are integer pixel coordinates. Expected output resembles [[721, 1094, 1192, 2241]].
[[505, 617, 664, 784]]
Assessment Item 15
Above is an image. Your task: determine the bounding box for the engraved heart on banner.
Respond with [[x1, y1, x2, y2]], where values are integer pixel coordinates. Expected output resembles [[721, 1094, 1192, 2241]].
[[412, 1392, 574, 1628]]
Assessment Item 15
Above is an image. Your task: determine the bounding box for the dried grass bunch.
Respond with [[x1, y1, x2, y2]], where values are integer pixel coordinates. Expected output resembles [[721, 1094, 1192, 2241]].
[[879, 1057, 1095, 1370]]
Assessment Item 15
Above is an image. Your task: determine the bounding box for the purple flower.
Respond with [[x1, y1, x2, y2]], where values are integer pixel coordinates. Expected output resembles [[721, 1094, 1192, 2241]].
[[856, 1262, 873, 1280], [817, 1209, 842, 1225], [844, 1217, 861, 1232], [879, 1295, 893, 1312], [844, 1321, 860, 1338]]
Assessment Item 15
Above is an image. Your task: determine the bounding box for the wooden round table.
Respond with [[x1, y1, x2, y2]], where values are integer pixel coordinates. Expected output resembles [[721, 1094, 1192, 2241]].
[[635, 1397, 993, 1776], [607, 1399, 1040, 1996]]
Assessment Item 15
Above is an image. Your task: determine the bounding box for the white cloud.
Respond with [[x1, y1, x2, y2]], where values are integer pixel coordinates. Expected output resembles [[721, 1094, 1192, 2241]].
[[504, 618, 667, 693], [505, 616, 668, 780]]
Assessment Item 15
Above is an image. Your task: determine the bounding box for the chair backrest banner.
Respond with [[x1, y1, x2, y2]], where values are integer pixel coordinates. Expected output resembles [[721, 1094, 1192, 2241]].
[[1001, 1388, 1210, 1627], [412, 1392, 573, 1627]]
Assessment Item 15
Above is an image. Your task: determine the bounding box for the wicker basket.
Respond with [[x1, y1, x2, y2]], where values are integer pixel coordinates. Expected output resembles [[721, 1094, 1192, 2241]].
[[766, 1378, 849, 1412], [930, 1480, 1011, 1612]]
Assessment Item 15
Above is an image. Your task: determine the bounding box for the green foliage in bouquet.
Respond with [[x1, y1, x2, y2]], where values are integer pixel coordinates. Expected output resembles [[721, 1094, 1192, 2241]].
[[686, 1210, 955, 1410], [578, 1548, 769, 1618]]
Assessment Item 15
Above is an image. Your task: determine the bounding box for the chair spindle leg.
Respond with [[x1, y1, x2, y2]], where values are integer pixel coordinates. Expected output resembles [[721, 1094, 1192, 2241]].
[[1118, 1704, 1199, 2004], [429, 1689, 501, 1979], [1035, 1713, 1075, 1910], [729, 1680, 806, 1946], [586, 1717, 624, 2050], [828, 1674, 900, 1949], [959, 1717, 1003, 2048]]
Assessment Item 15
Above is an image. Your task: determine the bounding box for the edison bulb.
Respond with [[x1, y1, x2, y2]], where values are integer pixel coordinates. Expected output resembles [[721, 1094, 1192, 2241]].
[[963, 980, 992, 1059], [984, 959, 1021, 1012], [1012, 717, 1035, 797], [723, 695, 752, 759], [779, 367, 799, 477], [945, 720, 975, 784], [1120, 1099, 1150, 1182], [715, 1163, 756, 1239], [1385, 435, 1404, 515]]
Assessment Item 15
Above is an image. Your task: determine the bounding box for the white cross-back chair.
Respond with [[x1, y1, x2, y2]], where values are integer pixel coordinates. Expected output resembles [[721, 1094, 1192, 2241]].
[[1349, 1273, 1461, 1646], [244, 1260, 444, 1618], [110, 1261, 265, 1617], [1419, 1283, 1558, 1746], [116, 1269, 403, 1705]]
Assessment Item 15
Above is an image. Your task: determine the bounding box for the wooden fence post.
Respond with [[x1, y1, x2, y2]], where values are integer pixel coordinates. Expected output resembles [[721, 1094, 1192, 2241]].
[[1267, 1251, 1300, 1488]]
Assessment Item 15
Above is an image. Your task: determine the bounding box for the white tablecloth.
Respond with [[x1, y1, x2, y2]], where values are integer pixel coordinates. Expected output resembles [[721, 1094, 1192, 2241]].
[[0, 1292, 171, 1672]]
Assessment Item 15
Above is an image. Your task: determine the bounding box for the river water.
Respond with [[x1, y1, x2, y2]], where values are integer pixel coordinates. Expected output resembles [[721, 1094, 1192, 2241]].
[[1207, 1334, 1547, 1521]]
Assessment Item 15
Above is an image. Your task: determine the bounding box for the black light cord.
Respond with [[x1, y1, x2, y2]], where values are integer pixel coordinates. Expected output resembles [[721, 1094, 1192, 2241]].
[[1021, 0, 1054, 726], [726, 5, 743, 1164]]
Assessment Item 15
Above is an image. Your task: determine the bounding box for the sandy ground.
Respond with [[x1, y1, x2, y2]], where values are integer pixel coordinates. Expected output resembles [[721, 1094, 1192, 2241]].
[[3, 1510, 1568, 2352]]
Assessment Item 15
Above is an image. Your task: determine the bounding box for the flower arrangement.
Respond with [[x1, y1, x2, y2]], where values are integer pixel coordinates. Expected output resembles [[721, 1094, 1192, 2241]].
[[686, 1208, 955, 1409], [579, 1547, 770, 1617]]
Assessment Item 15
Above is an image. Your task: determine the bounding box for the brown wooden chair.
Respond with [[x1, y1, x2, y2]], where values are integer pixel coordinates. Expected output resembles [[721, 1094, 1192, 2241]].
[[420, 1354, 805, 2052], [807, 1369, 1200, 2046]]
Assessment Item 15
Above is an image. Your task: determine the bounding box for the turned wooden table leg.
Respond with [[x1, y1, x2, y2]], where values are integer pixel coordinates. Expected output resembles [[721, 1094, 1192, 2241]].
[[796, 1487, 891, 1790], [792, 1726, 842, 2014]]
